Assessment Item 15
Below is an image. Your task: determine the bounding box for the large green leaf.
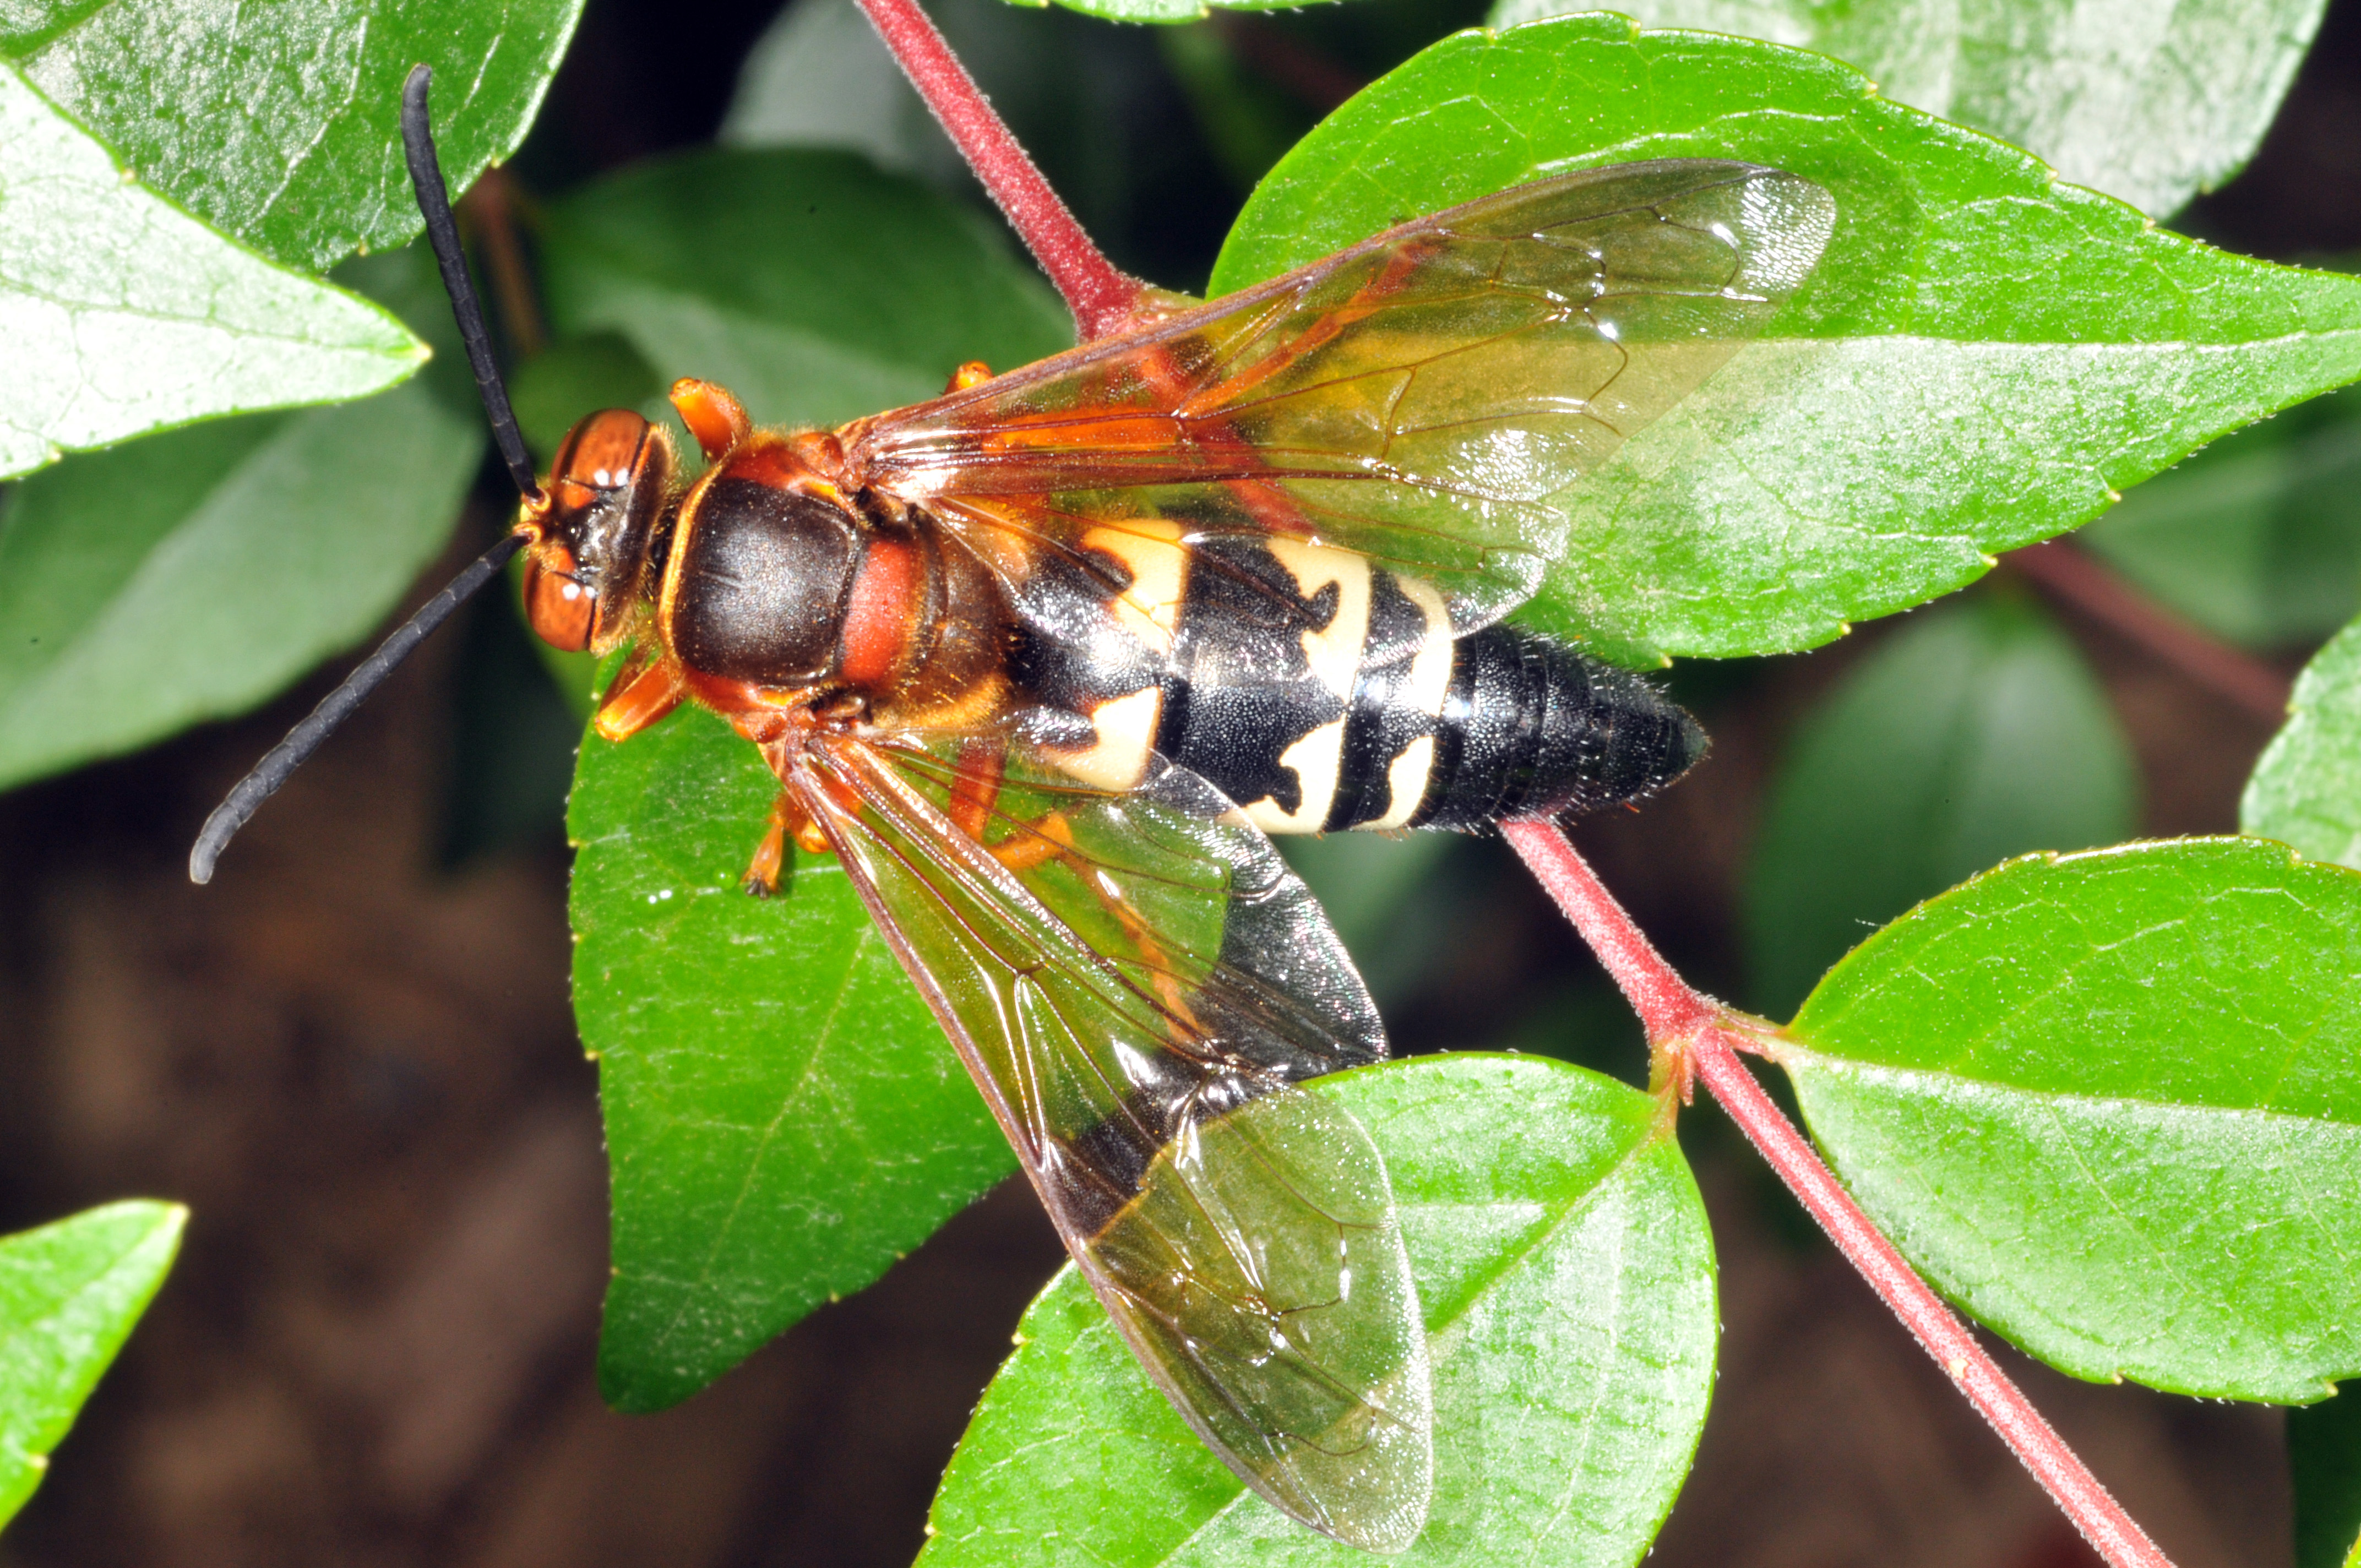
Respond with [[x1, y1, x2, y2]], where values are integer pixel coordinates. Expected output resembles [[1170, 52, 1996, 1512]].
[[1782, 839, 2361, 1401], [1484, 0, 2322, 219], [2244, 618, 2361, 871], [919, 1055, 1715, 1567], [1744, 592, 2136, 1015], [1211, 15, 2361, 666], [539, 147, 1071, 434], [569, 702, 1012, 1413], [0, 248, 483, 793], [2293, 1386, 2361, 1568], [0, 1202, 184, 1529], [2079, 388, 2361, 650], [3, 0, 584, 274], [552, 147, 1078, 1412], [0, 63, 423, 482]]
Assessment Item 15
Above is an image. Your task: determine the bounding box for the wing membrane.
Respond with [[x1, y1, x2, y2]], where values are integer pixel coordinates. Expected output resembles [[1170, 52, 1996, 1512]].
[[793, 735, 1431, 1549], [848, 159, 1835, 625]]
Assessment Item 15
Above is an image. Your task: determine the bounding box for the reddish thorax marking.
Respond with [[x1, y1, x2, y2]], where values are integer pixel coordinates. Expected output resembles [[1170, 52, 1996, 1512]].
[[840, 535, 922, 689]]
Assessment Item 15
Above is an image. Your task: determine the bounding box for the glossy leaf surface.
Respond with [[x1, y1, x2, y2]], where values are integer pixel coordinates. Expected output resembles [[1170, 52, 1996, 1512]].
[[920, 1055, 1715, 1568], [1213, 16, 2361, 665], [540, 148, 1070, 435], [2244, 618, 2361, 871], [1785, 839, 2361, 1401], [2293, 1386, 2361, 1568], [559, 149, 1110, 1411], [1744, 593, 2136, 1015], [2079, 388, 2361, 649], [0, 64, 422, 482], [3, 0, 584, 274], [0, 249, 482, 792], [1485, 0, 2324, 218], [569, 703, 1010, 1413], [0, 1202, 184, 1528]]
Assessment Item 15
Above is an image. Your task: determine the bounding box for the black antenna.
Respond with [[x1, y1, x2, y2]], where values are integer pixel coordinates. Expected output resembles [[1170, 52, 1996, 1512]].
[[401, 64, 542, 501], [188, 64, 545, 885]]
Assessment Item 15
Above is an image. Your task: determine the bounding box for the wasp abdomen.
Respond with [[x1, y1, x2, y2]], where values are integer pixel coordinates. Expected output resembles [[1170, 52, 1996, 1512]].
[[1042, 529, 1704, 833], [1407, 627, 1705, 831]]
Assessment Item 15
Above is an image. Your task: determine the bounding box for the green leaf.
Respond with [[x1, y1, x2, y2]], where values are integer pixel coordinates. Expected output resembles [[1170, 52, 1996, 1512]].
[[1744, 592, 2136, 1015], [0, 1201, 185, 1529], [1782, 839, 2361, 1401], [1210, 15, 2361, 666], [568, 701, 1012, 1413], [0, 247, 483, 793], [0, 63, 425, 482], [2244, 618, 2361, 871], [920, 1055, 1714, 1567], [2294, 1385, 2361, 1568], [2079, 388, 2361, 649], [553, 148, 1089, 1413], [4, 0, 585, 274], [1483, 0, 2323, 219], [539, 147, 1071, 434]]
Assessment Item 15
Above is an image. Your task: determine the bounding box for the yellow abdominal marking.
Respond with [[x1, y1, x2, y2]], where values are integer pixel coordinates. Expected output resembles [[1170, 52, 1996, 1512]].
[[1266, 536, 1372, 699], [1051, 685, 1163, 791], [1246, 717, 1346, 835], [1082, 520, 1188, 656]]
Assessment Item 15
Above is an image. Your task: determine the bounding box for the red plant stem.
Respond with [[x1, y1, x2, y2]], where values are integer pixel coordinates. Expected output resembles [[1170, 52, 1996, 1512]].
[[1501, 818, 2177, 1568], [2009, 539, 2291, 725], [852, 0, 1140, 339]]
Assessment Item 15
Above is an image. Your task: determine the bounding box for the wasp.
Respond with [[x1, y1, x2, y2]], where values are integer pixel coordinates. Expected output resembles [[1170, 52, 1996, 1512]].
[[191, 65, 1833, 1552]]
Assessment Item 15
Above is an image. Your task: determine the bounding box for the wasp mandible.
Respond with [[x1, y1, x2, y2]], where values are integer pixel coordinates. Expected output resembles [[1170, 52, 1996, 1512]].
[[191, 64, 1835, 1553]]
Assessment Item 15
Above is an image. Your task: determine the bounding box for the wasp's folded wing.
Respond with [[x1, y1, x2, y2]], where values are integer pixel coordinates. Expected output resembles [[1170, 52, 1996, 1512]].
[[796, 736, 1431, 1550], [849, 159, 1834, 628]]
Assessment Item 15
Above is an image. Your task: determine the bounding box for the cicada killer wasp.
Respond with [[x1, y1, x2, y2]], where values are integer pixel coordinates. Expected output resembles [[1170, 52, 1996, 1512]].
[[191, 64, 1835, 1552]]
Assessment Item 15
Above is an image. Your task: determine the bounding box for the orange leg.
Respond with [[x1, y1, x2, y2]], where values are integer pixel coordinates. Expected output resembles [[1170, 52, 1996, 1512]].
[[946, 737, 1008, 842], [945, 360, 994, 394]]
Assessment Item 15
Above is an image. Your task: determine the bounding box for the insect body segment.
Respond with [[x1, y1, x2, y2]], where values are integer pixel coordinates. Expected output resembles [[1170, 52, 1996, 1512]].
[[1010, 524, 1705, 836]]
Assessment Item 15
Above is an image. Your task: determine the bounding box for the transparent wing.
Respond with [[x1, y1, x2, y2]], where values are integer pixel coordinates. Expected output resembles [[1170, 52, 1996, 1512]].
[[792, 732, 1432, 1550], [847, 159, 1835, 627]]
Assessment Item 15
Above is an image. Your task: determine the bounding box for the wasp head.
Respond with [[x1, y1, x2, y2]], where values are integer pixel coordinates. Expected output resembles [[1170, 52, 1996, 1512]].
[[521, 409, 676, 653]]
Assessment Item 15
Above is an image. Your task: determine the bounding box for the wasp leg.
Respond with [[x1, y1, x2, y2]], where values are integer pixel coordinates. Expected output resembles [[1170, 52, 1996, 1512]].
[[945, 737, 1008, 842], [945, 360, 993, 394], [742, 790, 832, 896]]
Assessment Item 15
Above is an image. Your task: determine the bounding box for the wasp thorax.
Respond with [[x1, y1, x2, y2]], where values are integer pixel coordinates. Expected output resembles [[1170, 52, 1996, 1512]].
[[668, 479, 865, 686], [523, 408, 675, 652]]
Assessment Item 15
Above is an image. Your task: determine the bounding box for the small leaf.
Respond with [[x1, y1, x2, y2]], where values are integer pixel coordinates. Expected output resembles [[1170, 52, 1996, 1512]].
[[540, 147, 1071, 433], [0, 248, 483, 793], [5, 0, 585, 274], [0, 1201, 185, 1528], [1744, 592, 2136, 1015], [1483, 0, 2324, 218], [0, 63, 425, 482], [2244, 617, 2361, 871], [554, 147, 1090, 1410], [2293, 1385, 2361, 1568], [2079, 388, 2361, 649], [722, 0, 942, 171], [1211, 16, 2361, 665], [920, 1055, 1715, 1567], [1783, 839, 2361, 1401], [569, 703, 1011, 1413]]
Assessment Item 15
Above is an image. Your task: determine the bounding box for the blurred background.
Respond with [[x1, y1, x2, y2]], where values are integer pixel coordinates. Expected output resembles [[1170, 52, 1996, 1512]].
[[1, 0, 2353, 1561]]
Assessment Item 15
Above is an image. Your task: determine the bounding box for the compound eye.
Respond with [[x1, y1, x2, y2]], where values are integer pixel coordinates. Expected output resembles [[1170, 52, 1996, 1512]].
[[523, 549, 596, 652], [553, 409, 653, 493]]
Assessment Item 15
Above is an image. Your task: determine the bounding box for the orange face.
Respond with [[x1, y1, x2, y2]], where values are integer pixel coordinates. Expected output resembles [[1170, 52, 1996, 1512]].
[[521, 408, 674, 653]]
